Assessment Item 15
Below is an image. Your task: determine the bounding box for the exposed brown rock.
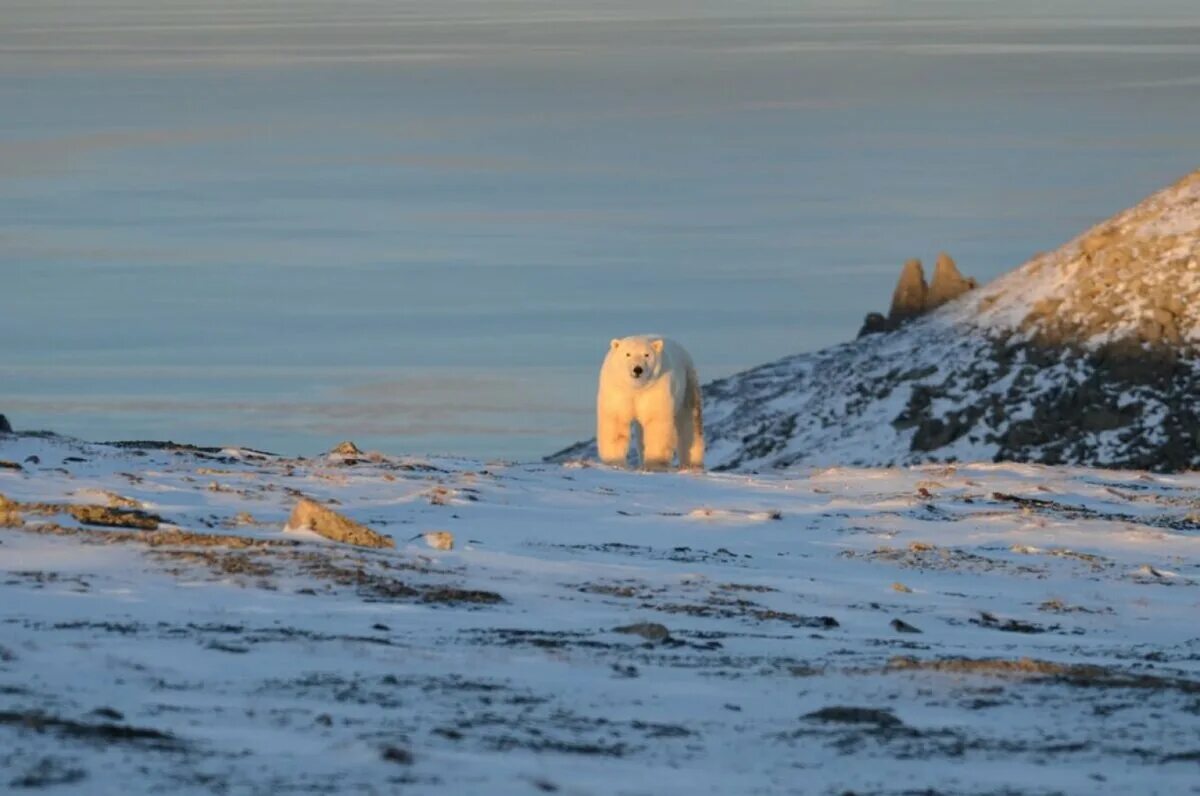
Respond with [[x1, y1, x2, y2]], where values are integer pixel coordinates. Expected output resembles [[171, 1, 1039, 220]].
[[859, 254, 979, 337], [924, 252, 977, 310], [888, 258, 928, 323], [2, 519, 301, 548], [330, 440, 362, 456], [67, 505, 163, 530], [2, 493, 167, 530], [285, 498, 395, 549]]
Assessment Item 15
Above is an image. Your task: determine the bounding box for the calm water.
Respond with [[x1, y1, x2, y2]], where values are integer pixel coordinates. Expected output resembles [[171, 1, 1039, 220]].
[[3, 1, 1199, 458]]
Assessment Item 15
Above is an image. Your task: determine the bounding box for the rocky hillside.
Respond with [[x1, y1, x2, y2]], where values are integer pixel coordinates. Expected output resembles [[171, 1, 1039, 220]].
[[552, 169, 1200, 472]]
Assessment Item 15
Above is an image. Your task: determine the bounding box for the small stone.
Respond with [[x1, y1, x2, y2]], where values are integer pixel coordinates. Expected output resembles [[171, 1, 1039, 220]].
[[423, 531, 454, 551], [890, 618, 922, 634], [23, 455, 39, 465], [613, 622, 671, 642], [331, 441, 362, 456], [892, 582, 913, 593], [285, 498, 395, 549], [380, 745, 413, 765]]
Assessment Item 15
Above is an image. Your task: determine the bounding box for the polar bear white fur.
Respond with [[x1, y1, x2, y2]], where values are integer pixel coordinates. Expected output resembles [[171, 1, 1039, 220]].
[[596, 335, 704, 471]]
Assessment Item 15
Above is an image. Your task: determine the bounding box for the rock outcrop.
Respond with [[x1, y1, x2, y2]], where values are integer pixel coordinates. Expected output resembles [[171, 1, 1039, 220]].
[[925, 253, 977, 311], [0, 415, 11, 434], [285, 499, 395, 549], [889, 259, 929, 323], [859, 253, 978, 337]]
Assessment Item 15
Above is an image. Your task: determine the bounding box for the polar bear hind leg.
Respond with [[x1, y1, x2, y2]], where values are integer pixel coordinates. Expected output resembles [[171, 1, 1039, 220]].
[[678, 366, 705, 470]]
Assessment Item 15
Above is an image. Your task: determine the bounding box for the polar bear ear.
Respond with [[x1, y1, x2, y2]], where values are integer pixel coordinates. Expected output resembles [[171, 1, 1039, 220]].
[[651, 339, 664, 353], [610, 339, 621, 350]]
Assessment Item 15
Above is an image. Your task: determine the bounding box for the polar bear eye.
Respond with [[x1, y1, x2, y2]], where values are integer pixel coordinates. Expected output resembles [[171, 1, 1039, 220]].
[[626, 352, 630, 357]]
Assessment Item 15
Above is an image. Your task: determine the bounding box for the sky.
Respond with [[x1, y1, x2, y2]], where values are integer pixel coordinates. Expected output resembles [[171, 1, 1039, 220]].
[[2, 0, 1198, 458]]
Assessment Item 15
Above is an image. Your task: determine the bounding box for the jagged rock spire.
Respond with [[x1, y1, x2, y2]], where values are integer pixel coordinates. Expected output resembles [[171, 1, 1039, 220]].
[[925, 252, 977, 311], [888, 258, 928, 323]]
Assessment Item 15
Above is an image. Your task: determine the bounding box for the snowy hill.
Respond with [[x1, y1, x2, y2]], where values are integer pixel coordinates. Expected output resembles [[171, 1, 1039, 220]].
[[2, 434, 1199, 793], [553, 169, 1200, 472]]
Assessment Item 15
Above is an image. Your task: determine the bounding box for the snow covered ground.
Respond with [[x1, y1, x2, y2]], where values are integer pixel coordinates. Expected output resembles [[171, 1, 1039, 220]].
[[2, 434, 1199, 794]]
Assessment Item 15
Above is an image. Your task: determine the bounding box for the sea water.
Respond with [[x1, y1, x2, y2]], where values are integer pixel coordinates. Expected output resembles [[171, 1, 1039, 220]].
[[3, 0, 1199, 458]]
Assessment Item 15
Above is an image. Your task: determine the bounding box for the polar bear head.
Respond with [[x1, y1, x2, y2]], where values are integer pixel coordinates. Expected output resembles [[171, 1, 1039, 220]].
[[609, 336, 664, 386]]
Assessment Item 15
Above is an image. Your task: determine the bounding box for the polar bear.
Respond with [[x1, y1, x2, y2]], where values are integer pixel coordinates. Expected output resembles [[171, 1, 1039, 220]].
[[597, 335, 704, 471]]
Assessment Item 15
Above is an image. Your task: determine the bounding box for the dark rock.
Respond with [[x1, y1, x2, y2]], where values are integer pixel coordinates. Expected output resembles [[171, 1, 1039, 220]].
[[380, 745, 413, 765], [0, 414, 11, 433], [890, 618, 922, 634], [803, 706, 904, 728], [613, 622, 671, 642], [857, 312, 895, 337]]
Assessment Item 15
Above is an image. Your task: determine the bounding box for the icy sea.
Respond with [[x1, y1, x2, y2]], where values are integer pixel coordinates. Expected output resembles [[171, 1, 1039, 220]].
[[3, 0, 1199, 459]]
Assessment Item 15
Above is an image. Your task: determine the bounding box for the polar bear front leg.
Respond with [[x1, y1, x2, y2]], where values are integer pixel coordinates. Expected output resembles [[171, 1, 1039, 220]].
[[640, 418, 678, 471], [597, 412, 631, 467]]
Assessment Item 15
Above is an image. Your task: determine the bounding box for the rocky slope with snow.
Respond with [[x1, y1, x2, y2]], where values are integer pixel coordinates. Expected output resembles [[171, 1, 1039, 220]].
[[2, 434, 1200, 793], [553, 169, 1200, 472]]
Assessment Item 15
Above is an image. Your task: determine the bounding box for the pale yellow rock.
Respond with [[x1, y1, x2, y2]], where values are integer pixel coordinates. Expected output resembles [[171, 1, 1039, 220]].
[[285, 498, 395, 549], [423, 531, 455, 551]]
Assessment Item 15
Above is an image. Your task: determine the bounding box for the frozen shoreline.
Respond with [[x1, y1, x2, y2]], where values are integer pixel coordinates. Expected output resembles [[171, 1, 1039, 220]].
[[2, 434, 1199, 794]]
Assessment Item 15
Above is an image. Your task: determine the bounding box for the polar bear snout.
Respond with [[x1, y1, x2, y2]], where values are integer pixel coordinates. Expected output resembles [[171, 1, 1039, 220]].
[[632, 365, 644, 377]]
